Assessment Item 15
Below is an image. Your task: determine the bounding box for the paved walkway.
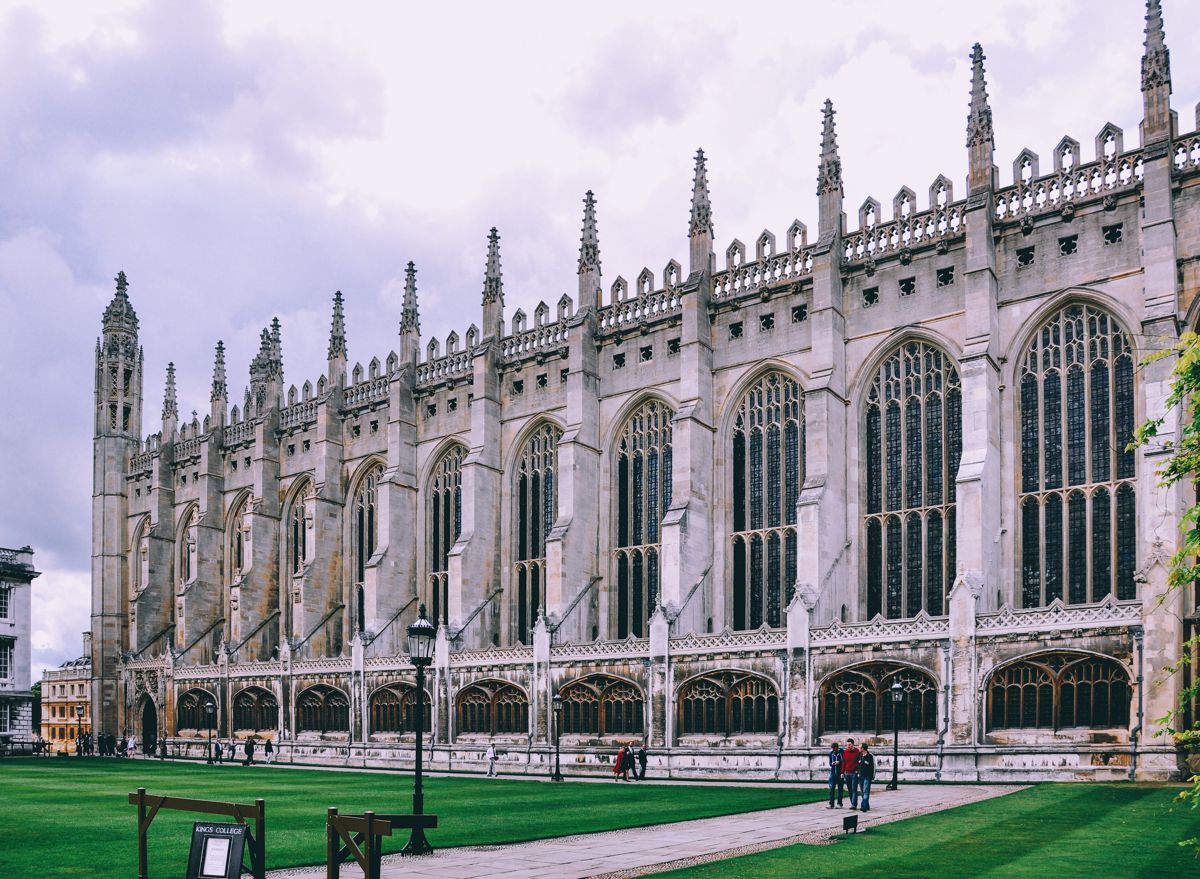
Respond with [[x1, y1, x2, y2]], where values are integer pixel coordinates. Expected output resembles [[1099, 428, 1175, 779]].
[[270, 783, 1022, 879]]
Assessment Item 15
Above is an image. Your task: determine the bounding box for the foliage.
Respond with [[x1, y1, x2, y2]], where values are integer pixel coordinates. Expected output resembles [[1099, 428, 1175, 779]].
[[1131, 329, 1200, 848]]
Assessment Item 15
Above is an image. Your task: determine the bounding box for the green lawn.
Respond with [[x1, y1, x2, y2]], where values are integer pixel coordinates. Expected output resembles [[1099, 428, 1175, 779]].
[[656, 783, 1200, 879], [0, 758, 825, 877]]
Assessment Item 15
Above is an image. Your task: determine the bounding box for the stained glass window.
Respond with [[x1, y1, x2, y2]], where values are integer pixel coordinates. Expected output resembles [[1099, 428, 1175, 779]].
[[987, 653, 1129, 730], [232, 687, 278, 732], [514, 423, 561, 644], [677, 673, 780, 736], [456, 681, 529, 736], [559, 675, 643, 736], [369, 684, 431, 734], [730, 373, 803, 630], [864, 342, 960, 619], [614, 400, 673, 638], [1018, 305, 1136, 606], [352, 463, 385, 633], [428, 445, 466, 626], [819, 663, 938, 734]]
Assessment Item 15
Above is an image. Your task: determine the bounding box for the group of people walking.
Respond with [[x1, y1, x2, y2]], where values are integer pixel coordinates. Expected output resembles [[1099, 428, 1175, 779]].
[[211, 737, 274, 765], [74, 733, 140, 757], [826, 739, 876, 812], [612, 743, 649, 781]]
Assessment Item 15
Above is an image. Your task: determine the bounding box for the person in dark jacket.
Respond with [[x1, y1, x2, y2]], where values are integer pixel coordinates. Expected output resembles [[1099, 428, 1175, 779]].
[[264, 738, 274, 764], [637, 743, 649, 780], [826, 742, 844, 808], [857, 743, 876, 812], [244, 738, 256, 766]]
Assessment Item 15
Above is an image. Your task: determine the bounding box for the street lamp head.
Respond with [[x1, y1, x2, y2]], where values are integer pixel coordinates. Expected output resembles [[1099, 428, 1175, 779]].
[[552, 694, 563, 713], [407, 603, 436, 668], [890, 680, 904, 703], [75, 703, 85, 718], [205, 700, 215, 716]]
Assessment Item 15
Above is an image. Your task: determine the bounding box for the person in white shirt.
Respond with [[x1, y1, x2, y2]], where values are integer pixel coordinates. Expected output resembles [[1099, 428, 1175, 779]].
[[486, 742, 497, 777]]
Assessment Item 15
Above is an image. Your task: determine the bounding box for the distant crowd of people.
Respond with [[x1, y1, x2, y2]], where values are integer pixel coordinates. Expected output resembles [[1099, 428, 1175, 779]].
[[612, 743, 650, 781], [826, 739, 876, 812], [210, 737, 275, 766], [69, 732, 143, 757]]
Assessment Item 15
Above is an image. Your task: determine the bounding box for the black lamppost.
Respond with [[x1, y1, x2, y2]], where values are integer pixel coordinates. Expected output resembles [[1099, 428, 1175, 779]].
[[550, 694, 564, 782], [75, 703, 85, 756], [402, 604, 436, 856], [205, 701, 216, 765], [886, 680, 903, 791]]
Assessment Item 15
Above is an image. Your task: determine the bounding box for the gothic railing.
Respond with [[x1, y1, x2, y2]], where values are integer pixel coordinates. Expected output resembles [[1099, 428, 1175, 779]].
[[224, 421, 255, 446], [129, 452, 155, 475], [552, 635, 650, 661], [174, 437, 201, 461], [1175, 134, 1200, 175], [0, 547, 21, 564], [809, 612, 949, 646], [711, 247, 814, 300], [596, 286, 683, 332], [669, 626, 785, 655], [343, 375, 390, 409], [993, 147, 1144, 223], [975, 595, 1141, 636], [416, 350, 472, 386], [449, 644, 534, 667], [501, 320, 569, 359], [842, 200, 966, 264], [279, 399, 318, 430]]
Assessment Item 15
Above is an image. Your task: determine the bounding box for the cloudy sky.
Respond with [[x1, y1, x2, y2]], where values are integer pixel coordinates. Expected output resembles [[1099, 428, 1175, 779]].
[[1, 0, 1195, 678]]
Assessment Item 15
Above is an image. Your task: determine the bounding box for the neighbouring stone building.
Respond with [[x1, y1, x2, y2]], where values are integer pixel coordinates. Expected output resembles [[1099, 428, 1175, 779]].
[[95, 3, 1200, 780], [41, 634, 92, 752], [0, 546, 38, 745]]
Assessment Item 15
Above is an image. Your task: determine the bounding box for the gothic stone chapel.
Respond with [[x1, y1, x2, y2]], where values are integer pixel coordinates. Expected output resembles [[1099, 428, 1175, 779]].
[[93, 2, 1200, 780]]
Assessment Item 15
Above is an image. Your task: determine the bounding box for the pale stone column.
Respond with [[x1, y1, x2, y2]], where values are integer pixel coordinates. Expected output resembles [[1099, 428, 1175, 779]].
[[648, 608, 669, 747], [533, 616, 551, 745], [434, 627, 451, 745], [350, 634, 364, 744], [784, 588, 817, 747]]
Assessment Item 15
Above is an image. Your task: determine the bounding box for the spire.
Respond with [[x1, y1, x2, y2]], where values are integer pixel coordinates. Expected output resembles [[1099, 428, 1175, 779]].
[[269, 317, 282, 366], [102, 270, 139, 336], [1141, 0, 1172, 143], [211, 341, 227, 402], [482, 227, 503, 306], [328, 291, 347, 360], [816, 100, 842, 197], [400, 263, 420, 335], [162, 362, 178, 422], [688, 151, 713, 238], [966, 44, 997, 193], [578, 191, 601, 275]]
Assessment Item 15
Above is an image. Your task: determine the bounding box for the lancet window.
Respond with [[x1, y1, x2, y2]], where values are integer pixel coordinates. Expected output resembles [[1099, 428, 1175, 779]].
[[614, 400, 673, 638], [513, 424, 560, 644], [729, 372, 803, 630], [369, 684, 431, 734], [677, 672, 780, 737], [818, 663, 938, 735], [1018, 304, 1137, 606], [178, 506, 198, 585], [288, 480, 313, 577], [428, 445, 466, 627], [863, 342, 961, 619], [297, 684, 350, 733], [455, 681, 529, 736], [228, 494, 250, 582], [987, 653, 1130, 730], [353, 464, 384, 587]]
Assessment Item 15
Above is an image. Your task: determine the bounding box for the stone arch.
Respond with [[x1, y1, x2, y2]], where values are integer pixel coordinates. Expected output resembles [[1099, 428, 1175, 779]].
[[674, 670, 780, 738], [984, 650, 1130, 732], [368, 682, 432, 735], [174, 687, 216, 733], [232, 685, 278, 733], [454, 679, 530, 737], [816, 661, 938, 736], [295, 684, 349, 733], [557, 673, 645, 737]]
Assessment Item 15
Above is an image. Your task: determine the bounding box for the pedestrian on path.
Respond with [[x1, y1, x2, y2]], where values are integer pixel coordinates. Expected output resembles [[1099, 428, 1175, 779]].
[[244, 738, 256, 766], [637, 742, 649, 780], [486, 742, 498, 776], [264, 738, 274, 764], [214, 740, 223, 763], [858, 743, 875, 812], [826, 741, 844, 808], [629, 744, 641, 780], [841, 738, 861, 809]]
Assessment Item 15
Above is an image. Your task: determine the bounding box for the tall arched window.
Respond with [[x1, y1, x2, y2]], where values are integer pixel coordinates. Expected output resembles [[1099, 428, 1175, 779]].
[[864, 342, 961, 619], [175, 688, 215, 731], [819, 663, 938, 735], [987, 652, 1130, 730], [232, 687, 278, 732], [1019, 304, 1136, 606], [178, 506, 198, 585], [559, 675, 644, 736], [288, 480, 313, 578], [730, 372, 804, 630], [677, 672, 780, 737], [228, 494, 250, 582], [614, 400, 673, 638], [296, 684, 349, 733], [131, 518, 149, 599], [455, 681, 529, 736], [353, 464, 384, 587], [514, 424, 560, 644], [428, 444, 466, 627], [369, 684, 431, 734]]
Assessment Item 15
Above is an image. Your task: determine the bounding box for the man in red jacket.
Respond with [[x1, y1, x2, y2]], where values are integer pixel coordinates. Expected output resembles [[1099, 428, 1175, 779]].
[[841, 738, 862, 810]]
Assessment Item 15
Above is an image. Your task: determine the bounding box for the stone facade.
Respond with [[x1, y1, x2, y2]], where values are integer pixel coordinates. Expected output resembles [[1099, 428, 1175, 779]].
[[0, 546, 38, 743], [95, 4, 1199, 780], [40, 633, 92, 752]]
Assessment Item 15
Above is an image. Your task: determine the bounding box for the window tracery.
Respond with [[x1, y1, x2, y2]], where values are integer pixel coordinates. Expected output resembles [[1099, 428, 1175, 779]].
[[455, 681, 529, 736], [369, 684, 431, 734], [175, 688, 214, 731], [514, 424, 560, 644], [677, 672, 780, 736], [730, 372, 803, 630], [819, 663, 938, 735], [864, 342, 960, 619], [987, 653, 1130, 730], [614, 400, 673, 638], [1018, 304, 1136, 606], [559, 675, 643, 737], [232, 686, 278, 732], [428, 445, 466, 627], [297, 684, 350, 733]]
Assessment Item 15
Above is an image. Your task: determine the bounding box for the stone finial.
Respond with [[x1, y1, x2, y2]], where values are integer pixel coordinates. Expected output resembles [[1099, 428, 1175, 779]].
[[400, 262, 420, 335], [162, 362, 178, 421], [482, 227, 503, 306], [269, 317, 283, 370], [688, 149, 713, 238], [1141, 0, 1170, 92], [102, 269, 139, 335], [966, 44, 994, 148], [816, 100, 842, 197], [211, 340, 227, 403], [578, 190, 601, 275], [328, 291, 347, 360]]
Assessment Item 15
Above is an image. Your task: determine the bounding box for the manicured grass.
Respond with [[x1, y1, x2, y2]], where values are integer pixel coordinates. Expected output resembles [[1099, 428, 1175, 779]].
[[0, 758, 826, 877], [655, 783, 1200, 879]]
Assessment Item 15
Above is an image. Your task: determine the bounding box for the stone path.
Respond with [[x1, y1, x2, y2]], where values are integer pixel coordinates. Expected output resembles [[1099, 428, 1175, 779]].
[[269, 783, 1022, 879]]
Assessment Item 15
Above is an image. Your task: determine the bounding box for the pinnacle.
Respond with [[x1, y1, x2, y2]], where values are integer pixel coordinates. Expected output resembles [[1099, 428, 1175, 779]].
[[103, 270, 139, 333], [817, 100, 843, 197], [689, 148, 713, 238], [163, 362, 178, 421], [578, 190, 601, 275], [966, 43, 994, 148], [329, 290, 348, 360], [211, 340, 227, 402], [1141, 0, 1170, 93], [401, 262, 420, 335], [483, 228, 503, 305]]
